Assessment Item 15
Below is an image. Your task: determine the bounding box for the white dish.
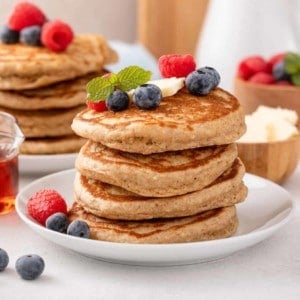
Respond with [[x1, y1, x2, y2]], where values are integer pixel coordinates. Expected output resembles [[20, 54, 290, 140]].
[[16, 169, 294, 266], [19, 153, 77, 175]]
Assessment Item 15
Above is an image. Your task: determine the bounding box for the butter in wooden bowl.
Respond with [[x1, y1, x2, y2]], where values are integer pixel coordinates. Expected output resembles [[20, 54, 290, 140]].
[[237, 106, 300, 183]]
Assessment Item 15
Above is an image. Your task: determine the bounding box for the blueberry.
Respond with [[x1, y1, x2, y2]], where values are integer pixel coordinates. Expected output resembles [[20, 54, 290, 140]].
[[273, 60, 290, 81], [0, 25, 19, 44], [199, 66, 221, 88], [15, 254, 45, 280], [67, 220, 90, 238], [186, 68, 216, 96], [20, 25, 41, 46], [133, 84, 162, 110], [0, 248, 9, 271], [46, 212, 68, 233], [106, 90, 129, 112]]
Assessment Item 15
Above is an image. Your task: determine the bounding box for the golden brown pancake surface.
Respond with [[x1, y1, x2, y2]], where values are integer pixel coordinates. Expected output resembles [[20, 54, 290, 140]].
[[72, 88, 246, 154]]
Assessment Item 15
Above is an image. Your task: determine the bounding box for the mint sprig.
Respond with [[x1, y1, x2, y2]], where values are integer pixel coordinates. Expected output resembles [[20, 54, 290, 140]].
[[86, 66, 152, 102], [86, 77, 114, 101]]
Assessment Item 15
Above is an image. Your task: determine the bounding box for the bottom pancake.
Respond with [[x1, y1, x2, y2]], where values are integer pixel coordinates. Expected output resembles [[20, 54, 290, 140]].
[[20, 135, 86, 154], [68, 202, 238, 244]]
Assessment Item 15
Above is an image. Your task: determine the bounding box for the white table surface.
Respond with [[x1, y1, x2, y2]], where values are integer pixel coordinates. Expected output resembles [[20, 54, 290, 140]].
[[0, 165, 299, 300]]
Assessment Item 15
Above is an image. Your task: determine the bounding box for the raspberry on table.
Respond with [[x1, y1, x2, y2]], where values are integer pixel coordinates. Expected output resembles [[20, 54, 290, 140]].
[[41, 20, 74, 52], [15, 254, 45, 280], [8, 1, 46, 31], [27, 189, 67, 226], [159, 54, 196, 78], [237, 56, 268, 80]]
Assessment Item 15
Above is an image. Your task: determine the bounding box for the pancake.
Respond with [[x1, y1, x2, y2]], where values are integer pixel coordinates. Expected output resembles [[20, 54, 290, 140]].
[[72, 87, 246, 154], [0, 34, 117, 90], [0, 71, 107, 110], [20, 135, 86, 154], [76, 141, 238, 197], [74, 158, 247, 220], [1, 105, 85, 137], [68, 202, 238, 244]]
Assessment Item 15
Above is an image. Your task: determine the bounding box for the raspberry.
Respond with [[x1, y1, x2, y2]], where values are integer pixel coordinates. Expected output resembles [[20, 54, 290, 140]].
[[237, 56, 268, 80], [86, 101, 108, 112], [8, 2, 46, 31], [248, 72, 275, 84], [41, 20, 74, 52], [27, 189, 67, 226], [158, 54, 196, 78]]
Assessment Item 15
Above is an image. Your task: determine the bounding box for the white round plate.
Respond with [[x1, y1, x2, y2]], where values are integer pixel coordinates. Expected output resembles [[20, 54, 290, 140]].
[[19, 153, 77, 175], [16, 169, 294, 266]]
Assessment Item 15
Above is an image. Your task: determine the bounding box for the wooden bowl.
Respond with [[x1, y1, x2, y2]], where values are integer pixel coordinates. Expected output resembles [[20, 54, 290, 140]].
[[234, 78, 300, 128], [237, 135, 300, 183]]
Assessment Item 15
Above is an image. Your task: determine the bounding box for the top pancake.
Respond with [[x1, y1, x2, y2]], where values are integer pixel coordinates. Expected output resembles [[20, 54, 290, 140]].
[[0, 34, 117, 90], [72, 87, 246, 154]]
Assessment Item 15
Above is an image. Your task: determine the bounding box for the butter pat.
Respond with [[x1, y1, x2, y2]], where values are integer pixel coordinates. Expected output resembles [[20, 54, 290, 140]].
[[127, 77, 185, 99], [239, 105, 299, 142]]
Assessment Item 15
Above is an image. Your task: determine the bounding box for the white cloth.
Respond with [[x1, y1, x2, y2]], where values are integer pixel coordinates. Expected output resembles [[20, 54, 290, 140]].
[[196, 0, 300, 91]]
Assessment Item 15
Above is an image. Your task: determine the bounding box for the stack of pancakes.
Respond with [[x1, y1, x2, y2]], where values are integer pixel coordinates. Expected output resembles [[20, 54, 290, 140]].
[[0, 34, 117, 154], [70, 87, 248, 244]]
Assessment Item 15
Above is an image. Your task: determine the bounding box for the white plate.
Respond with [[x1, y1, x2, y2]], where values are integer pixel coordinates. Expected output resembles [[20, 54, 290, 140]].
[[16, 169, 294, 266], [19, 153, 77, 175]]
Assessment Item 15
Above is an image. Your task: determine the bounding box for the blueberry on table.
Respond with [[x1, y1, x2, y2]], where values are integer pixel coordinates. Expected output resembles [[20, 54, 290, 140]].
[[133, 84, 162, 110], [106, 90, 129, 112], [20, 25, 42, 46], [0, 25, 19, 44], [67, 220, 90, 238], [46, 212, 68, 233], [0, 248, 9, 271], [15, 254, 45, 280]]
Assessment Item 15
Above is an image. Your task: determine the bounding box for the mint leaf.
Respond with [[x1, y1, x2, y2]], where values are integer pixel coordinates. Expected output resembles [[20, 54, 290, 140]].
[[285, 52, 300, 74], [86, 77, 114, 101], [108, 73, 118, 85], [117, 66, 152, 91], [291, 73, 300, 86]]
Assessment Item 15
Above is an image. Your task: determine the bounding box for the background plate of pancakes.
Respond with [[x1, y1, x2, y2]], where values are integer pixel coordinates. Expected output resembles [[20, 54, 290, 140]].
[[16, 169, 294, 266]]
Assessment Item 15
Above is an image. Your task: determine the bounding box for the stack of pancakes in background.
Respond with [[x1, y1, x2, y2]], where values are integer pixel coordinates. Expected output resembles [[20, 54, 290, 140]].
[[0, 34, 117, 154], [70, 87, 248, 244]]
